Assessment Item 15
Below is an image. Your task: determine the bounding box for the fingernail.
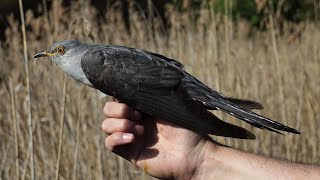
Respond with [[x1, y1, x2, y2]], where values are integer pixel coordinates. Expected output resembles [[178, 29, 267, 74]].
[[122, 133, 133, 140]]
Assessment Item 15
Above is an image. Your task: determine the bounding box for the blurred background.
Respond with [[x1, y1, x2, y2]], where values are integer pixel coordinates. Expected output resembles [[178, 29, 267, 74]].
[[0, 0, 319, 179]]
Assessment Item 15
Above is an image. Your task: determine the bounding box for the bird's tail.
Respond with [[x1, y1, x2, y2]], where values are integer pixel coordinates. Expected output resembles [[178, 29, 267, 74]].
[[182, 72, 300, 135], [225, 97, 263, 110], [203, 95, 300, 134]]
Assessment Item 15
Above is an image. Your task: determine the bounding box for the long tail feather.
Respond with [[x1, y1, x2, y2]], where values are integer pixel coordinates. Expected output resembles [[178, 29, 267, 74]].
[[226, 97, 263, 110], [205, 97, 300, 134]]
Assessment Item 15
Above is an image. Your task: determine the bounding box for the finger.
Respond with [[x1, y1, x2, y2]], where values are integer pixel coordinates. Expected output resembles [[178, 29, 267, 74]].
[[103, 101, 142, 120], [102, 118, 144, 136], [131, 110, 142, 121], [105, 132, 134, 151], [103, 101, 130, 118], [112, 97, 120, 102]]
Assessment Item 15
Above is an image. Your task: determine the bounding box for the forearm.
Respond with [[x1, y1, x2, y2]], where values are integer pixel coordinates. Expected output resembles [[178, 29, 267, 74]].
[[192, 141, 320, 180]]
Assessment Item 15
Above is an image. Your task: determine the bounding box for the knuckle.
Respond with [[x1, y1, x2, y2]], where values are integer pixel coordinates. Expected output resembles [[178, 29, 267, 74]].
[[103, 102, 112, 116], [101, 119, 109, 132], [105, 137, 113, 149], [121, 119, 133, 130], [118, 104, 130, 117], [105, 134, 117, 149], [105, 132, 122, 150]]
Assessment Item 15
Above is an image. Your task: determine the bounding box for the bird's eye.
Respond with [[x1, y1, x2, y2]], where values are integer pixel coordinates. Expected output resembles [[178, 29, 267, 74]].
[[55, 46, 65, 55]]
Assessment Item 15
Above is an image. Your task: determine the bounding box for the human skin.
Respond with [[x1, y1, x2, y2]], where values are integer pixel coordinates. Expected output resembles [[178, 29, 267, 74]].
[[102, 101, 320, 180]]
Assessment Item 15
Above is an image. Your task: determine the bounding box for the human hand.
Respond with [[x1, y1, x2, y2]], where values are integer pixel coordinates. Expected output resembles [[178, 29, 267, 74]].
[[102, 101, 216, 179], [102, 101, 320, 180]]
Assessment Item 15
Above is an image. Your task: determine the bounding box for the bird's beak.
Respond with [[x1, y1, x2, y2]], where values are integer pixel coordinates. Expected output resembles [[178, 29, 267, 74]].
[[34, 51, 54, 59]]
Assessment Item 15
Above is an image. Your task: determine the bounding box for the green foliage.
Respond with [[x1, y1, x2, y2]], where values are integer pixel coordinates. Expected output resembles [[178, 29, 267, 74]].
[[233, 0, 261, 26], [172, 0, 203, 11], [275, 0, 315, 22], [171, 0, 318, 29], [214, 0, 315, 27]]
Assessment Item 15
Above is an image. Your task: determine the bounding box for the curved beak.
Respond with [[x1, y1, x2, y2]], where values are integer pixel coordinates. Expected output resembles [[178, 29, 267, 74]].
[[34, 51, 54, 59]]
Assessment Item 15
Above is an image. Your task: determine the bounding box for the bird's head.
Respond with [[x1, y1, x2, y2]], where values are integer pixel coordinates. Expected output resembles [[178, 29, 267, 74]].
[[34, 40, 83, 65], [34, 40, 93, 86]]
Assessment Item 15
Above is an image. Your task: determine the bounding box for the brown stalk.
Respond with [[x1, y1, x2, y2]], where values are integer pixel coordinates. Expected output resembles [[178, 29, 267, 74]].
[[55, 74, 67, 180], [9, 79, 20, 180], [72, 114, 80, 180], [269, 13, 290, 160], [72, 87, 82, 180], [36, 109, 49, 179], [18, 0, 34, 179], [0, 140, 12, 175]]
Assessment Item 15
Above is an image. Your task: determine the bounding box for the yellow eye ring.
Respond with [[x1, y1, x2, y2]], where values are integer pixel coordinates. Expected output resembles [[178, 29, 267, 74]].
[[55, 46, 65, 55]]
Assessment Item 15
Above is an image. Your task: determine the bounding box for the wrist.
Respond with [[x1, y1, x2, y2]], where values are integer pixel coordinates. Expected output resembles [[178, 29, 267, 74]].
[[173, 137, 218, 180], [190, 139, 255, 180], [189, 139, 220, 180], [191, 140, 320, 180]]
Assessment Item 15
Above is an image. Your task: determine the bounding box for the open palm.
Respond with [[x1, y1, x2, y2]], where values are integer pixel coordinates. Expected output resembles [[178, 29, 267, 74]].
[[102, 101, 212, 179]]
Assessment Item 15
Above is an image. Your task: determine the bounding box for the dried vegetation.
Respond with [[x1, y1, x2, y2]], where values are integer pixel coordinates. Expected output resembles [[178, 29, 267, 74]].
[[0, 0, 319, 179]]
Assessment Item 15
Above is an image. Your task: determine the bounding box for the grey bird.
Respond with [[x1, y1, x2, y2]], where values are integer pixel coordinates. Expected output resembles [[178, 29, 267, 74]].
[[34, 40, 300, 139]]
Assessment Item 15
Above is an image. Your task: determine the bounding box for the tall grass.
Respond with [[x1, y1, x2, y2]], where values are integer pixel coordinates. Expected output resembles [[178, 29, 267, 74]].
[[0, 1, 319, 179], [18, 0, 34, 179]]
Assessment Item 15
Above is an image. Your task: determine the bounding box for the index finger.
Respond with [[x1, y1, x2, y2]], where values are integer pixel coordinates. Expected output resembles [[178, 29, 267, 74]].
[[103, 101, 142, 121]]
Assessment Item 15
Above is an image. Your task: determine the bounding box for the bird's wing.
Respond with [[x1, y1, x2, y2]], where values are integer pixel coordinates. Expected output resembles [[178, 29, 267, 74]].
[[81, 46, 255, 139], [142, 50, 185, 69], [81, 46, 183, 91], [182, 76, 300, 134]]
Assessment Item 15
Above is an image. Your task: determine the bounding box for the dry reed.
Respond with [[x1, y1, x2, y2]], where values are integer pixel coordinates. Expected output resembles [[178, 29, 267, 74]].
[[18, 0, 34, 179], [55, 75, 67, 180]]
